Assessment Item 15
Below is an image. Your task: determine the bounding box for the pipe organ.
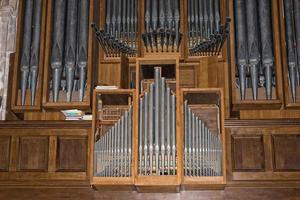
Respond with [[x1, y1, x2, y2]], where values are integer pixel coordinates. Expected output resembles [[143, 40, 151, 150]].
[[91, 58, 225, 191], [0, 0, 299, 196]]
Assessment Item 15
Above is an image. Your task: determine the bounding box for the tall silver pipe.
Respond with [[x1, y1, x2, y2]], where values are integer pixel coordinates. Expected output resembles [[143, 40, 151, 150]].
[[208, 130, 211, 176], [51, 0, 67, 102], [120, 115, 124, 176], [166, 88, 171, 175], [200, 121, 204, 176], [161, 78, 165, 174], [149, 84, 154, 175], [20, 0, 34, 105], [128, 107, 132, 176], [195, 117, 199, 176], [171, 94, 176, 175], [99, 135, 103, 176], [104, 132, 107, 176], [100, 134, 103, 176], [64, 0, 78, 102], [29, 0, 43, 105], [191, 113, 195, 176], [108, 129, 112, 176], [116, 119, 121, 176], [200, 120, 204, 176], [139, 98, 143, 175], [154, 68, 161, 175], [113, 123, 118, 176], [143, 93, 148, 175], [77, 0, 89, 102], [184, 101, 188, 176], [111, 126, 115, 176], [124, 111, 128, 177], [188, 108, 192, 176]]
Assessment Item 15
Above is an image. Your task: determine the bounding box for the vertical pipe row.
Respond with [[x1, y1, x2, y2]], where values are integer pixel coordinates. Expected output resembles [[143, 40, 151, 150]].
[[284, 0, 300, 102], [105, 0, 138, 57], [184, 101, 222, 177], [187, 0, 221, 47], [50, 0, 89, 102], [234, 0, 275, 100], [142, 0, 182, 53], [94, 106, 133, 177], [20, 0, 43, 106], [138, 67, 176, 176]]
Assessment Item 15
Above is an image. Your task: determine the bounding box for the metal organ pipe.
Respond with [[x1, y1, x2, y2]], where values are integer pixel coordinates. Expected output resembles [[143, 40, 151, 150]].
[[94, 107, 133, 177], [138, 67, 177, 176], [183, 101, 222, 177]]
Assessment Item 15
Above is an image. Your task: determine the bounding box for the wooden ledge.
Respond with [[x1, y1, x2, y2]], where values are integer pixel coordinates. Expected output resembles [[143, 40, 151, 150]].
[[0, 120, 92, 129]]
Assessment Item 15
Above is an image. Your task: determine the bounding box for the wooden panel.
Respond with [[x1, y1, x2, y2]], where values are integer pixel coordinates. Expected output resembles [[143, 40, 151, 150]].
[[232, 136, 265, 171], [18, 137, 49, 171], [0, 136, 10, 172], [57, 137, 87, 172], [273, 135, 300, 171], [98, 56, 129, 88], [179, 65, 197, 88]]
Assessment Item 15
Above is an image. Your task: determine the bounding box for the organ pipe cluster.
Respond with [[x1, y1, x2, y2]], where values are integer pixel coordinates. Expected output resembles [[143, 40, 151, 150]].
[[91, 23, 136, 57], [94, 107, 133, 177], [142, 0, 182, 53], [283, 0, 300, 102], [20, 0, 43, 105], [187, 0, 230, 56], [139, 67, 177, 176], [50, 0, 89, 102], [184, 101, 222, 177], [103, 0, 138, 57], [234, 0, 275, 100]]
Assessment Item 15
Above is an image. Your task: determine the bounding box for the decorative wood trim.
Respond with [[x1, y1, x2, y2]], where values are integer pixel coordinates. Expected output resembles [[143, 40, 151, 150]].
[[0, 121, 92, 129], [225, 120, 300, 128]]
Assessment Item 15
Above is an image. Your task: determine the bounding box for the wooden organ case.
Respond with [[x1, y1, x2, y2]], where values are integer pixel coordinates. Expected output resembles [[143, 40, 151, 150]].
[[0, 0, 299, 194]]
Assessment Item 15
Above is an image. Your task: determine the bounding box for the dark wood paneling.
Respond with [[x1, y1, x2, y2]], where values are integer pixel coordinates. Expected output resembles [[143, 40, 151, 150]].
[[232, 136, 265, 171], [273, 135, 300, 171], [0, 188, 300, 200], [57, 137, 87, 172], [0, 137, 10, 172], [18, 137, 49, 171]]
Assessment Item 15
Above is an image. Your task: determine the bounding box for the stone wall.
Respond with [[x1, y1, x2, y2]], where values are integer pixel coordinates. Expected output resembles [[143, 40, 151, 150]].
[[0, 0, 18, 120]]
